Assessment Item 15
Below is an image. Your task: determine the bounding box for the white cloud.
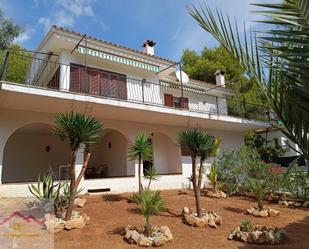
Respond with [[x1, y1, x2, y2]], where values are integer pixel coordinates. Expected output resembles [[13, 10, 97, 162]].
[[100, 21, 110, 32], [54, 11, 75, 27], [38, 17, 52, 32], [38, 0, 96, 32], [14, 28, 35, 44]]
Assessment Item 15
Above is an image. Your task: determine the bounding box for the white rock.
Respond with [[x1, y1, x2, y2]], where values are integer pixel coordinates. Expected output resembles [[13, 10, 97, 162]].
[[74, 198, 87, 208]]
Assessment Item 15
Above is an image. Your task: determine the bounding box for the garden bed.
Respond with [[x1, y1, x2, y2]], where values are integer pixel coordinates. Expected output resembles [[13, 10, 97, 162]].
[[54, 189, 309, 249]]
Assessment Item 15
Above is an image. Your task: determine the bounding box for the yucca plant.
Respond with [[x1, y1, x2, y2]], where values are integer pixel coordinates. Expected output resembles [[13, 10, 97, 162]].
[[188, 0, 309, 165], [133, 189, 164, 236], [177, 128, 216, 218], [208, 138, 222, 193], [128, 133, 152, 194], [54, 112, 103, 220]]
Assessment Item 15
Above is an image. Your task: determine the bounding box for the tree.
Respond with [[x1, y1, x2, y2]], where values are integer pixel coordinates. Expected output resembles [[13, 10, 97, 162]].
[[245, 132, 285, 163], [0, 44, 30, 82], [177, 128, 216, 218], [53, 112, 103, 220], [129, 133, 152, 194], [181, 46, 268, 119], [0, 9, 22, 50], [188, 0, 309, 162]]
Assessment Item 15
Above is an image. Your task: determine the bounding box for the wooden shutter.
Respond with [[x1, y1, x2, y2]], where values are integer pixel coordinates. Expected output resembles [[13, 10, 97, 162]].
[[100, 72, 110, 97], [110, 74, 119, 98], [164, 94, 173, 107], [70, 64, 81, 93], [118, 75, 127, 100], [88, 69, 100, 95], [80, 67, 88, 94], [179, 97, 189, 109]]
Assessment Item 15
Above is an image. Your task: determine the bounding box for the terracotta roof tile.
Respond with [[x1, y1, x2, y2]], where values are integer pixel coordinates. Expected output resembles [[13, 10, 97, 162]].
[[52, 25, 176, 64]]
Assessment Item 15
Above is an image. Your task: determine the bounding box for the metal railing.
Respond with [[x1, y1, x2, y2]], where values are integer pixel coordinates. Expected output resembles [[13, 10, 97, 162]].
[[0, 50, 271, 122]]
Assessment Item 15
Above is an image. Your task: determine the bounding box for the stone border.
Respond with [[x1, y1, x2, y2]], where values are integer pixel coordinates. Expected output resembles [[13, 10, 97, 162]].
[[124, 225, 173, 247], [182, 207, 222, 228], [279, 200, 309, 208], [44, 211, 90, 233], [246, 207, 279, 217], [228, 224, 286, 244]]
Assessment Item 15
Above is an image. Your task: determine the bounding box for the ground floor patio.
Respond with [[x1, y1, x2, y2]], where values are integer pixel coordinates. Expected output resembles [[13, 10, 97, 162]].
[[53, 189, 309, 249], [0, 108, 247, 197]]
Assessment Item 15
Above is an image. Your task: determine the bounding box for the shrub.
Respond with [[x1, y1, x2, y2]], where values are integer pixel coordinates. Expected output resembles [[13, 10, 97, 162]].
[[239, 219, 253, 232], [217, 146, 260, 194]]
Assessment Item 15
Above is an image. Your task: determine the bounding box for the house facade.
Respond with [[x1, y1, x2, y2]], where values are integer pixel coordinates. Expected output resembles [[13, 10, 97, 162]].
[[0, 26, 269, 197]]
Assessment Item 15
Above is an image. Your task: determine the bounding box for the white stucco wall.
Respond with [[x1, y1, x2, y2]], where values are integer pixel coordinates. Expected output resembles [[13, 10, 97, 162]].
[[89, 130, 131, 177], [2, 131, 70, 183], [152, 133, 182, 174]]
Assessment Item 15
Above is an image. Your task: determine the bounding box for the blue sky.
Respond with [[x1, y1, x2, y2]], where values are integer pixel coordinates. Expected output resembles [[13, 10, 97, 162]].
[[1, 0, 265, 61]]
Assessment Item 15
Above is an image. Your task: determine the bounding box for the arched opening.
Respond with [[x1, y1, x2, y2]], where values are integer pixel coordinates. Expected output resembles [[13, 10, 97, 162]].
[[2, 123, 70, 183], [152, 132, 182, 175], [85, 129, 133, 179]]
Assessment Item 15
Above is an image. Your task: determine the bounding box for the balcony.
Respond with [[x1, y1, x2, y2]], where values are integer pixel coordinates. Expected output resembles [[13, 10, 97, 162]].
[[0, 50, 270, 123]]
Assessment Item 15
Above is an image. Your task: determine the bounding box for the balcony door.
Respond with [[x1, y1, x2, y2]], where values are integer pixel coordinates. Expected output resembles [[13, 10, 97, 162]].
[[70, 63, 127, 100]]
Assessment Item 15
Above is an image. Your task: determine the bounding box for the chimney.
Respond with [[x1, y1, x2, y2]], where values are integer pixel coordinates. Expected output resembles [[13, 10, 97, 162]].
[[214, 70, 225, 87], [142, 40, 156, 55]]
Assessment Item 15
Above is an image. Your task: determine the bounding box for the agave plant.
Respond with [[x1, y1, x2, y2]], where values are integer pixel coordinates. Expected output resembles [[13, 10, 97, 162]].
[[28, 171, 61, 201], [188, 0, 309, 164]]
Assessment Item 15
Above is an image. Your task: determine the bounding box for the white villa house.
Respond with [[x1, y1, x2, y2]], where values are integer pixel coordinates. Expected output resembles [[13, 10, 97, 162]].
[[0, 26, 270, 197]]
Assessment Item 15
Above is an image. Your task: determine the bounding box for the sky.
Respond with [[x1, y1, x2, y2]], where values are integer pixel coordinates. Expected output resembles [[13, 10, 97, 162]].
[[1, 0, 266, 61]]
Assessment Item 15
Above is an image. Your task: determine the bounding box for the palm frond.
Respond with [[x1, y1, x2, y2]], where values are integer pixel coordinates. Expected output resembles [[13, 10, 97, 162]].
[[188, 0, 309, 161]]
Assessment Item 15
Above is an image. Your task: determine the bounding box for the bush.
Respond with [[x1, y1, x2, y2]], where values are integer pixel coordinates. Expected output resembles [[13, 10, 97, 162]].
[[217, 146, 260, 194], [239, 219, 253, 232], [283, 169, 309, 200]]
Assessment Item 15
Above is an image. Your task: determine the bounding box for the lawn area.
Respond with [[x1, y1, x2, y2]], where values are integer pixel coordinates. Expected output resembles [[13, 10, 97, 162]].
[[55, 189, 309, 249]]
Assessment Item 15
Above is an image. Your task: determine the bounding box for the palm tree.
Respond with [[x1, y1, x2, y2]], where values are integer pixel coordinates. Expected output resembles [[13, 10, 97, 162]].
[[133, 189, 164, 236], [129, 133, 152, 194], [54, 112, 103, 220], [177, 128, 216, 218], [188, 0, 309, 164]]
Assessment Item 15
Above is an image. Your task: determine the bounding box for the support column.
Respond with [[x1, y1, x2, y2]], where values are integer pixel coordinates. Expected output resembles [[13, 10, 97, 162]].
[[75, 147, 84, 180], [0, 135, 6, 184], [58, 50, 71, 92]]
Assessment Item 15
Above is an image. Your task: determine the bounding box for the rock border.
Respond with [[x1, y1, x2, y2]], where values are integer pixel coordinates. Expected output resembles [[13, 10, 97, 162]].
[[205, 190, 228, 199], [124, 225, 173, 247], [228, 224, 286, 244], [279, 200, 309, 208], [246, 207, 279, 217], [44, 211, 90, 233], [182, 207, 222, 228]]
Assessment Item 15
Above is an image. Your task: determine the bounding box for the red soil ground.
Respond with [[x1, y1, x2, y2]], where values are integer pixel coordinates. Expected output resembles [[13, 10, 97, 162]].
[[55, 190, 309, 249]]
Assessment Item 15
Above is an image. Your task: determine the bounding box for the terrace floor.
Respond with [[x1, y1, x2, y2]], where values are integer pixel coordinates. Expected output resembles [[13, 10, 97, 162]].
[[55, 189, 309, 249]]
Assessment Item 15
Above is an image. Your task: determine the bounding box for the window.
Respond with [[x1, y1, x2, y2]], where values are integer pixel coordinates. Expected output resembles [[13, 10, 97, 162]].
[[164, 94, 188, 109]]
